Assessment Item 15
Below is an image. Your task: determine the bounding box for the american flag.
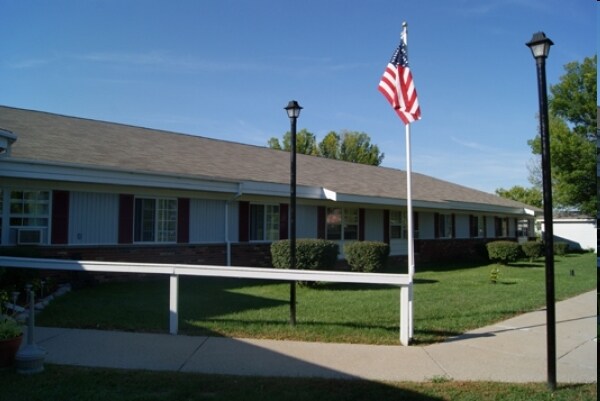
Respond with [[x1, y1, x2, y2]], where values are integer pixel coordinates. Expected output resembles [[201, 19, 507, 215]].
[[378, 33, 421, 124]]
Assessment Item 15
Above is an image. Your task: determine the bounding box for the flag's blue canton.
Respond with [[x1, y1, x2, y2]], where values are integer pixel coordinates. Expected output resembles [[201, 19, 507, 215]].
[[390, 42, 409, 68]]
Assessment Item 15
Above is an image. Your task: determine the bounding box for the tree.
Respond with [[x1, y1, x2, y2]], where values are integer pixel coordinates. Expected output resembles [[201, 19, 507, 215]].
[[318, 131, 340, 159], [526, 56, 597, 216], [495, 185, 542, 208], [268, 129, 384, 166], [268, 129, 318, 155], [338, 131, 384, 166], [529, 115, 596, 215], [548, 55, 596, 140]]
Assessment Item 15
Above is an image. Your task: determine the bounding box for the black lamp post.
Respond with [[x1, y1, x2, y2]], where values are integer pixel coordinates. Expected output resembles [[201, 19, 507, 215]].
[[526, 31, 556, 391], [285, 100, 302, 326]]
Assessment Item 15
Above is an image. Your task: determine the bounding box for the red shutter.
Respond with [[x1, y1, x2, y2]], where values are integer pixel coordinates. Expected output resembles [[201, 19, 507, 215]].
[[51, 190, 69, 244], [483, 216, 487, 238], [238, 201, 250, 242], [279, 203, 289, 239], [177, 198, 190, 244], [317, 206, 326, 239], [383, 210, 390, 244], [358, 208, 365, 241], [434, 213, 440, 239], [413, 211, 419, 238], [118, 194, 134, 244]]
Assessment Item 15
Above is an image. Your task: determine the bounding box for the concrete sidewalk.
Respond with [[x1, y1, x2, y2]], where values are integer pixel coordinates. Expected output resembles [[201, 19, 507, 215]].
[[25, 290, 597, 383]]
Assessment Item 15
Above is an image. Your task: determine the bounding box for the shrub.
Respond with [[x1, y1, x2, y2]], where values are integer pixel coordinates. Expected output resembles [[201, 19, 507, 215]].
[[271, 239, 339, 271], [553, 242, 569, 255], [486, 241, 521, 265], [344, 241, 390, 273], [521, 241, 543, 262], [489, 266, 500, 284]]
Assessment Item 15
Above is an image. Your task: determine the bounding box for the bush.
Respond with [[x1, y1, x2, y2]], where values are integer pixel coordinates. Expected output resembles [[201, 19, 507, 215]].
[[271, 239, 339, 270], [486, 241, 521, 265], [521, 241, 543, 262], [553, 242, 569, 255], [344, 241, 390, 273]]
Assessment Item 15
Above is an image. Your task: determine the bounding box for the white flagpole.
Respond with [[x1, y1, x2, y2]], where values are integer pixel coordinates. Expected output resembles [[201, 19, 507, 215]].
[[402, 21, 415, 340]]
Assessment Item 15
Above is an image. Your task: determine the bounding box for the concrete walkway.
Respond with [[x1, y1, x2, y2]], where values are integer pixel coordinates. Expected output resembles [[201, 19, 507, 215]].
[[24, 290, 597, 383]]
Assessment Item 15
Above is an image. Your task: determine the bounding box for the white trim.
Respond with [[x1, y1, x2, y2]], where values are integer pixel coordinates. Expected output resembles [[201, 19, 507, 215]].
[[0, 159, 240, 194]]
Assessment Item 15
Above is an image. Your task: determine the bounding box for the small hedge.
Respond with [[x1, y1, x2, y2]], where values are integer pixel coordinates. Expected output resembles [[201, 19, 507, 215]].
[[553, 242, 569, 255], [521, 241, 543, 262], [486, 241, 521, 265], [270, 239, 339, 271], [344, 241, 390, 273]]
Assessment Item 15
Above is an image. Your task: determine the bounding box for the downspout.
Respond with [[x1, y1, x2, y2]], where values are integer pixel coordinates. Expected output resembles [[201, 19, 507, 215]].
[[225, 183, 243, 266]]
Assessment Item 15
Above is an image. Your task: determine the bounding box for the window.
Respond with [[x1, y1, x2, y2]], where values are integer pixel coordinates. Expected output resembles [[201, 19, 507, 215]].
[[326, 208, 358, 241], [10, 190, 50, 228], [390, 210, 407, 239], [517, 219, 531, 237], [436, 213, 453, 238], [470, 215, 485, 238], [134, 198, 177, 242], [250, 204, 279, 241], [495, 217, 509, 238]]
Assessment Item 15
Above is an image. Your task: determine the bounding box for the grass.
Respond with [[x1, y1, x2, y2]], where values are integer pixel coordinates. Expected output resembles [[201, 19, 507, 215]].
[[36, 252, 597, 345], [0, 365, 597, 401]]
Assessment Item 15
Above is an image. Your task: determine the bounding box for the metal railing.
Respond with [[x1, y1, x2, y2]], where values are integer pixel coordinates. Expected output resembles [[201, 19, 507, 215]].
[[0, 256, 413, 345]]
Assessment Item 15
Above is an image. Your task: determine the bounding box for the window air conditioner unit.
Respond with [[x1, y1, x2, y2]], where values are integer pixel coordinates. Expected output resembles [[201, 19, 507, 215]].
[[17, 229, 43, 245]]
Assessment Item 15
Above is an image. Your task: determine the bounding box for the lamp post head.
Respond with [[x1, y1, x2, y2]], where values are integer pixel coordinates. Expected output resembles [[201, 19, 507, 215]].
[[285, 100, 303, 119], [526, 32, 553, 60]]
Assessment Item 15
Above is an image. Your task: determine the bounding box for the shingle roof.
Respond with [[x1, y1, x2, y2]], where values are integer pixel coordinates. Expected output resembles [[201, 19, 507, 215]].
[[0, 105, 535, 211]]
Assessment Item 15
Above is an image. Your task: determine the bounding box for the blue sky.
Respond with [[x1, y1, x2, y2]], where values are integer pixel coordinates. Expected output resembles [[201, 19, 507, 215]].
[[1, 0, 595, 193]]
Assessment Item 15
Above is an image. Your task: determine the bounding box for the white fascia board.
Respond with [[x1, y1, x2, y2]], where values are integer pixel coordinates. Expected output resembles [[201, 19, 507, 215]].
[[434, 200, 534, 216], [0, 159, 240, 194], [241, 180, 324, 199], [323, 188, 337, 201]]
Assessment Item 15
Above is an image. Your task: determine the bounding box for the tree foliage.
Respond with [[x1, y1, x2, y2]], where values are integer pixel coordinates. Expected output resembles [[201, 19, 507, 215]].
[[525, 55, 596, 216], [548, 55, 596, 140], [495, 185, 542, 208], [268, 129, 318, 155], [338, 131, 385, 165], [268, 129, 384, 166]]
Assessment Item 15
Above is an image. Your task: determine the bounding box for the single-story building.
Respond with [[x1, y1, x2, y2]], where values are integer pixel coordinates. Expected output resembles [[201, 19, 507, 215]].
[[538, 215, 597, 252], [0, 105, 538, 266]]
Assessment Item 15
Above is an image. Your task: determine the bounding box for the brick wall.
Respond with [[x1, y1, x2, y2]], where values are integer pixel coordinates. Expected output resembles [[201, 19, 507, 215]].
[[415, 238, 491, 263], [34, 244, 228, 265]]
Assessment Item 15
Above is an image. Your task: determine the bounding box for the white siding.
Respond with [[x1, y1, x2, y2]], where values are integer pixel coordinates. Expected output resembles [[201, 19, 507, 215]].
[[455, 214, 469, 238], [190, 199, 226, 243], [69, 192, 118, 245], [418, 212, 435, 239], [485, 216, 495, 238], [297, 205, 317, 239], [365, 209, 383, 241]]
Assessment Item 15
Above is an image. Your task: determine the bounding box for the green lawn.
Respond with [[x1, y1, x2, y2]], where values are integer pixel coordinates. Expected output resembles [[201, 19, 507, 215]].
[[37, 252, 597, 344], [0, 365, 596, 401]]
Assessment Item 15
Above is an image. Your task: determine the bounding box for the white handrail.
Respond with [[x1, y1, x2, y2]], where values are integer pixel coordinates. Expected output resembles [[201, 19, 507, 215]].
[[0, 256, 413, 345]]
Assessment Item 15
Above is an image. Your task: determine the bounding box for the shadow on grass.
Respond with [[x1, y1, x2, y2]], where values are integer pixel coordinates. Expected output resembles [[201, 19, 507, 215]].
[[0, 365, 449, 401], [180, 285, 287, 318], [311, 278, 438, 292], [182, 317, 399, 334], [310, 282, 397, 291], [509, 262, 543, 268]]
